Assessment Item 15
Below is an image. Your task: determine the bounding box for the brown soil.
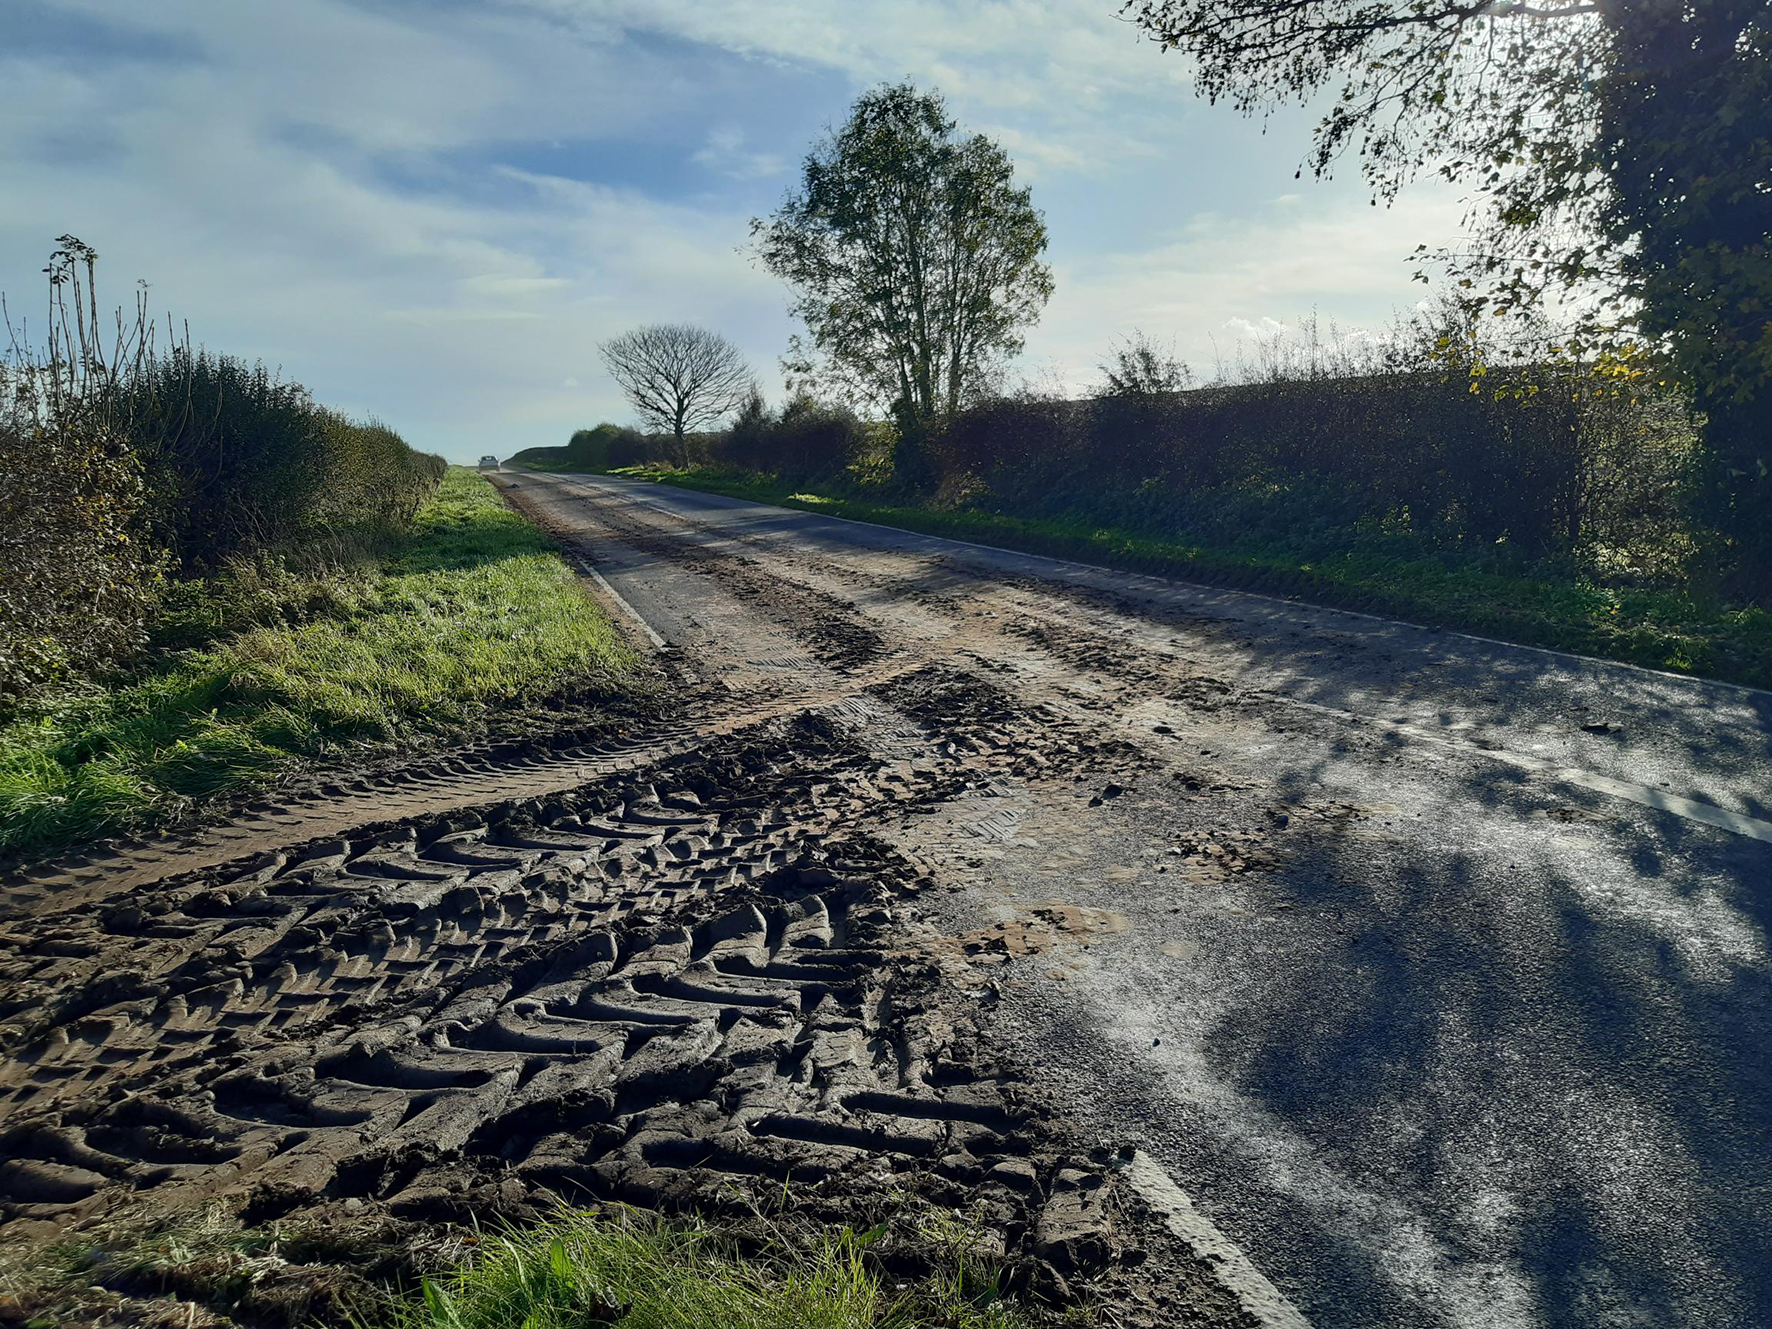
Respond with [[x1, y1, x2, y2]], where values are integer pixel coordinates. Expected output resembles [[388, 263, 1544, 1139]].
[[0, 474, 1303, 1328]]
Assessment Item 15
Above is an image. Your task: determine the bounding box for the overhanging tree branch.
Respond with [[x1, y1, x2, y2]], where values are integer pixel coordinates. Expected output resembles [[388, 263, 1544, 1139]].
[[1121, 0, 1772, 598]]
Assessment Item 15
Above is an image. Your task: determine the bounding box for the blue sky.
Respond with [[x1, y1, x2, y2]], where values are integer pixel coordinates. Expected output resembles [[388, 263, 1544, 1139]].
[[2, 0, 1470, 462]]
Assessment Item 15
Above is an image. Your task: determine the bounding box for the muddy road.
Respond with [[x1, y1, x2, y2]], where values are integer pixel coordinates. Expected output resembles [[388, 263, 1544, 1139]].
[[3, 470, 1769, 1328], [504, 473, 1772, 1329]]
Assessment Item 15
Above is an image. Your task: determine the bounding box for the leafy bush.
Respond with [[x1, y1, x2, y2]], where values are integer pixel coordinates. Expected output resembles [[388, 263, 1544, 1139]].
[[568, 422, 652, 470], [111, 351, 444, 572], [314, 410, 446, 536], [509, 424, 664, 472], [0, 408, 165, 708], [722, 391, 775, 472], [716, 393, 866, 479], [931, 333, 1698, 574], [0, 238, 444, 712], [933, 391, 1081, 497], [117, 349, 331, 570], [769, 396, 868, 477]]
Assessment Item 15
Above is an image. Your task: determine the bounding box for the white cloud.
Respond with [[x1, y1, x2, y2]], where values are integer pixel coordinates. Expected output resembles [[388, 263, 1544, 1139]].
[[692, 126, 789, 180], [516, 0, 1194, 166], [1022, 187, 1468, 389]]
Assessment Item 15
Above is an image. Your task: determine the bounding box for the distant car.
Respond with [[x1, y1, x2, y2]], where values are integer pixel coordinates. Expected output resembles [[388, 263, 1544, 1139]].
[[478, 455, 500, 469]]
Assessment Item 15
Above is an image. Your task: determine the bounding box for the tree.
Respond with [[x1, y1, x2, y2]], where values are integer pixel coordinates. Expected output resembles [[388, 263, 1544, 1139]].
[[1122, 0, 1772, 597], [1099, 331, 1193, 398], [752, 83, 1054, 487], [599, 324, 754, 466], [1593, 2, 1772, 593]]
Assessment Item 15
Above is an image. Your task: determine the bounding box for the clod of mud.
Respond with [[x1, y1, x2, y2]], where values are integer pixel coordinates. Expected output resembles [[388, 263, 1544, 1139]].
[[1037, 1165, 1123, 1276], [933, 903, 1130, 966]]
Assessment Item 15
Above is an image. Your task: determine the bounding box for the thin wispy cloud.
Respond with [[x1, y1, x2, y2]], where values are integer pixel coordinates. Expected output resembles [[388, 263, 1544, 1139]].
[[693, 127, 790, 181]]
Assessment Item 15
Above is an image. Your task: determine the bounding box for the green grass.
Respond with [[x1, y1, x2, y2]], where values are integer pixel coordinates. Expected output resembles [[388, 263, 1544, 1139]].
[[0, 468, 639, 860], [1, 1205, 1049, 1329], [606, 464, 1772, 690], [375, 1210, 1037, 1329], [0, 1201, 395, 1327]]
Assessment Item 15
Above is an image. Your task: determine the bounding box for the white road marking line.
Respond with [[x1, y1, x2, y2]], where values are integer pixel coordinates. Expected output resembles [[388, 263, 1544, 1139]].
[[501, 474, 672, 651], [1120, 1151, 1314, 1329], [572, 555, 669, 651]]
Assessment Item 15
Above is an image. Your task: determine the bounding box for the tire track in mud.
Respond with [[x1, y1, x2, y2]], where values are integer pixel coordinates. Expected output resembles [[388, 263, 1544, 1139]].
[[531, 474, 1274, 729], [0, 476, 1275, 1324], [0, 654, 942, 924], [0, 674, 1149, 1282]]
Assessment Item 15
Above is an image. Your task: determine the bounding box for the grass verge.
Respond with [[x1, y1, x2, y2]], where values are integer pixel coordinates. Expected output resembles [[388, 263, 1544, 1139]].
[[609, 464, 1772, 690], [380, 1210, 1036, 1329], [0, 1202, 407, 1327], [0, 1205, 1048, 1329], [0, 468, 640, 860]]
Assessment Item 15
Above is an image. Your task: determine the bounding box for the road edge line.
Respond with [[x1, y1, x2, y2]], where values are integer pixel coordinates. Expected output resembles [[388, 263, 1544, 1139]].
[[1118, 1151, 1314, 1329], [573, 555, 669, 652], [489, 471, 671, 652]]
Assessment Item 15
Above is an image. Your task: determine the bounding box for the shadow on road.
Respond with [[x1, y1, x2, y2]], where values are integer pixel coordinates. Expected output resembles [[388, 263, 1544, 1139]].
[[1228, 766, 1772, 1327]]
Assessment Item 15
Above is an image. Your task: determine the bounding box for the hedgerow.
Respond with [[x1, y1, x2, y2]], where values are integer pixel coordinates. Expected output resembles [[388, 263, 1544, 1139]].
[[0, 238, 445, 711]]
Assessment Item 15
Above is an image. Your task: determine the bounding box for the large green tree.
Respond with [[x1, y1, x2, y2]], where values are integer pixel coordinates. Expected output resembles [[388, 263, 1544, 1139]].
[[752, 83, 1053, 484], [1124, 0, 1772, 597]]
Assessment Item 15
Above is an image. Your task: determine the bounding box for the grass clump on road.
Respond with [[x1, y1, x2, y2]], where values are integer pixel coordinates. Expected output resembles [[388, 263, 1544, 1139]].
[[0, 468, 637, 860], [380, 1210, 1033, 1329]]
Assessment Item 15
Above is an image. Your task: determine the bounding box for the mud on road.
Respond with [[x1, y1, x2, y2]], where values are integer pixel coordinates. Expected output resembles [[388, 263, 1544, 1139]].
[[6, 470, 1770, 1329], [0, 482, 1262, 1325]]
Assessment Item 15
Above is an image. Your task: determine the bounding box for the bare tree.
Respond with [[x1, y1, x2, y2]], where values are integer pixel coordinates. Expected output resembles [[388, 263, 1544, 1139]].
[[598, 324, 754, 465]]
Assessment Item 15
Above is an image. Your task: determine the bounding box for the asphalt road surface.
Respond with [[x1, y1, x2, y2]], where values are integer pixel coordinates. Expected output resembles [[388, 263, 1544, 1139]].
[[504, 470, 1772, 1329]]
